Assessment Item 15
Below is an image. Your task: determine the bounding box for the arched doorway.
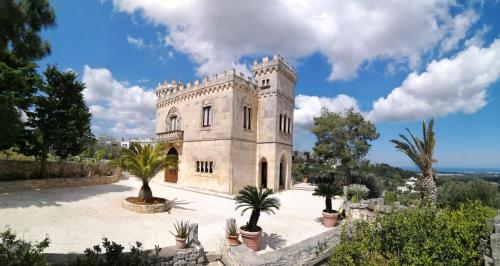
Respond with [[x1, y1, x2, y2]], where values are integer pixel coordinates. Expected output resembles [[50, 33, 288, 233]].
[[165, 147, 179, 183], [260, 158, 268, 189], [279, 156, 286, 190]]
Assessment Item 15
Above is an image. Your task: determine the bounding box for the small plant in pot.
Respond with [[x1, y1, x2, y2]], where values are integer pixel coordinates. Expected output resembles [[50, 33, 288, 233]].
[[170, 219, 191, 249], [235, 185, 280, 252], [226, 223, 239, 246], [313, 182, 343, 227]]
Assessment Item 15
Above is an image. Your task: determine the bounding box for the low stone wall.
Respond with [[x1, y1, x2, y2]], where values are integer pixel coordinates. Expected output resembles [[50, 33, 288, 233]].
[[121, 198, 172, 214], [347, 198, 408, 221], [484, 211, 500, 266], [0, 168, 122, 193], [221, 223, 346, 266]]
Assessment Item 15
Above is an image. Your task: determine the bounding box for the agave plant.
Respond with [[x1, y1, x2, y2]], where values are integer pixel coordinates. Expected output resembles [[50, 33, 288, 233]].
[[391, 118, 437, 203], [313, 182, 343, 213], [235, 186, 280, 232], [170, 219, 191, 239], [116, 143, 176, 203], [226, 223, 238, 237]]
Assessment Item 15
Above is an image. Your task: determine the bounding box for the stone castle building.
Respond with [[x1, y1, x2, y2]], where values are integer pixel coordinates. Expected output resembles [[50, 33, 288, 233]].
[[154, 55, 296, 194]]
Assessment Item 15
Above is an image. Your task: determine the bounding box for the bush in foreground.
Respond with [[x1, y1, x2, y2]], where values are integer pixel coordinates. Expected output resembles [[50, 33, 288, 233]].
[[0, 227, 50, 266], [330, 201, 496, 265]]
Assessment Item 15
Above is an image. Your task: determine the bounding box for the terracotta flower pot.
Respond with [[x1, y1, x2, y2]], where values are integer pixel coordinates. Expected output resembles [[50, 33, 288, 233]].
[[175, 237, 187, 249], [239, 226, 262, 252], [322, 211, 339, 227], [228, 235, 240, 246]]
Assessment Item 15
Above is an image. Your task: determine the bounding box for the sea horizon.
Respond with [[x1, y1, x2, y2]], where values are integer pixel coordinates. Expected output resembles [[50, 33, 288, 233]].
[[400, 166, 500, 174]]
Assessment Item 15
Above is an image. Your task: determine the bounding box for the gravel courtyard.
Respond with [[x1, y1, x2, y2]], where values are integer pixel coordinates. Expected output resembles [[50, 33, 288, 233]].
[[0, 175, 342, 254]]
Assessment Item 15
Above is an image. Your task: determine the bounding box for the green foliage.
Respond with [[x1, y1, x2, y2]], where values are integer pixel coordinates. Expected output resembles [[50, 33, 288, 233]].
[[330, 201, 496, 265], [70, 238, 152, 266], [438, 179, 498, 209], [313, 182, 343, 212], [226, 223, 238, 236], [235, 186, 280, 232], [116, 143, 175, 202], [21, 65, 93, 176], [351, 171, 383, 198], [0, 227, 50, 266], [391, 119, 437, 202], [170, 220, 191, 239], [346, 184, 370, 201], [0, 0, 55, 151], [311, 108, 379, 183]]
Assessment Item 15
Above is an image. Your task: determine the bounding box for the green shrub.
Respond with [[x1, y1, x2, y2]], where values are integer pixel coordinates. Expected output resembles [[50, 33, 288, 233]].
[[330, 201, 496, 265], [70, 238, 159, 266], [352, 173, 383, 198], [0, 227, 50, 266], [438, 179, 497, 209], [384, 191, 397, 204], [346, 184, 369, 201]]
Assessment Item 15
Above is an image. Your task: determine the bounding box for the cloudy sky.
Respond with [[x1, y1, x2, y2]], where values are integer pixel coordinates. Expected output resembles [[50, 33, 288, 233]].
[[39, 0, 500, 168]]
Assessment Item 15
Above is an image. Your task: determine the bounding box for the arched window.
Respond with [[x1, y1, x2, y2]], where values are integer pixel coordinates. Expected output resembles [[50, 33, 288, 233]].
[[287, 117, 291, 133], [283, 114, 287, 133], [170, 115, 178, 131], [279, 114, 283, 131], [202, 99, 212, 127]]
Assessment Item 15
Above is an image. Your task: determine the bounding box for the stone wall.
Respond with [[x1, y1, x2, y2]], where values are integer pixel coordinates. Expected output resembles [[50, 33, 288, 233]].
[[221, 224, 345, 266], [0, 160, 113, 181], [0, 168, 122, 193], [347, 198, 408, 221], [484, 211, 500, 266]]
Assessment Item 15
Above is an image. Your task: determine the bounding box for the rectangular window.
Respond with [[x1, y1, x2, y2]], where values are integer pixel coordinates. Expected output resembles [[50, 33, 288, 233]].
[[247, 108, 251, 130], [202, 106, 211, 127], [196, 161, 214, 173], [288, 117, 291, 133], [243, 106, 247, 129]]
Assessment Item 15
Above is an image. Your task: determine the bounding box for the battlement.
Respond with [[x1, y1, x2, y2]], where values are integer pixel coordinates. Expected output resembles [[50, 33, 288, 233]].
[[252, 54, 296, 75], [155, 68, 257, 100]]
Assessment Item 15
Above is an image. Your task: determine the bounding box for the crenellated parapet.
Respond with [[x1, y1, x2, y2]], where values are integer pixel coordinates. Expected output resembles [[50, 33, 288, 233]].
[[252, 54, 297, 84], [155, 68, 258, 102]]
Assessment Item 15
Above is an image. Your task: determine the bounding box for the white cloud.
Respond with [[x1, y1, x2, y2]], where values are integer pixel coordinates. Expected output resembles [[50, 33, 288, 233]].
[[112, 0, 478, 80], [126, 35, 146, 49], [293, 94, 360, 132], [82, 65, 156, 138], [367, 39, 500, 122], [465, 24, 491, 48]]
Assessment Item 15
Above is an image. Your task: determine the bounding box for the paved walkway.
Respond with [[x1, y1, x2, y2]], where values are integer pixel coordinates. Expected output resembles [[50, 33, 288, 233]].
[[0, 175, 341, 254]]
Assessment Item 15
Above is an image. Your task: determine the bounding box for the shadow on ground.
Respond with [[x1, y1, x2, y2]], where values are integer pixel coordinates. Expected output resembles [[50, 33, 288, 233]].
[[0, 182, 133, 209], [259, 232, 287, 250], [168, 198, 195, 212]]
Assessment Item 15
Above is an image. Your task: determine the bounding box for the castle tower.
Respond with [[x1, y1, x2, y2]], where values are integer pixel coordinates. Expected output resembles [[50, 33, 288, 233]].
[[252, 55, 297, 191]]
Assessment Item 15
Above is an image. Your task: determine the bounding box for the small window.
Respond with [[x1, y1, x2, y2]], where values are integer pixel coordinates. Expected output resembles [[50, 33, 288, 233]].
[[202, 106, 211, 127], [288, 117, 291, 133], [247, 107, 251, 130], [266, 79, 270, 85], [283, 114, 287, 133], [243, 106, 247, 129], [262, 80, 265, 86], [196, 161, 214, 173], [243, 106, 252, 130], [279, 114, 283, 131]]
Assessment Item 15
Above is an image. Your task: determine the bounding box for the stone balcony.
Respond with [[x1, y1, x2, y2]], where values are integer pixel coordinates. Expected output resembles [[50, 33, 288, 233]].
[[156, 130, 184, 143]]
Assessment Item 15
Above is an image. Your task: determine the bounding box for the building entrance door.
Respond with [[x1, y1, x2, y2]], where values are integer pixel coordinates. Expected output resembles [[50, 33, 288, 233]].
[[165, 148, 178, 183]]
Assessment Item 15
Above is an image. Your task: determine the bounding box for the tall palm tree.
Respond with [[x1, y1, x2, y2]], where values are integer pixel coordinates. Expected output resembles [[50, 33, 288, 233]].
[[117, 143, 176, 203], [235, 186, 280, 232], [313, 182, 343, 213], [390, 119, 437, 203]]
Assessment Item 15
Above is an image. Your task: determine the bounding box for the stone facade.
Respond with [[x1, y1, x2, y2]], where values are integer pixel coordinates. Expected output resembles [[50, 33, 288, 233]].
[[154, 55, 296, 194]]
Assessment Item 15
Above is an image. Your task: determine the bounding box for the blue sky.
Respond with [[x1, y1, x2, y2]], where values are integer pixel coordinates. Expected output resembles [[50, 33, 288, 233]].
[[39, 0, 500, 168]]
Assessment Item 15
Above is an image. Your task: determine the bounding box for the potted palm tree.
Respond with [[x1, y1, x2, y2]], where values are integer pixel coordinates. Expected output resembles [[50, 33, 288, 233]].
[[117, 143, 176, 205], [226, 223, 239, 246], [313, 182, 343, 227], [391, 118, 437, 204], [235, 185, 280, 252], [170, 219, 191, 249]]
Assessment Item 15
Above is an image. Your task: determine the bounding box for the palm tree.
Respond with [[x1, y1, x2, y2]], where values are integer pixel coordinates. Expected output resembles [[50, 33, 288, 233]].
[[235, 186, 280, 232], [390, 118, 437, 203], [313, 182, 343, 213], [117, 143, 176, 203]]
